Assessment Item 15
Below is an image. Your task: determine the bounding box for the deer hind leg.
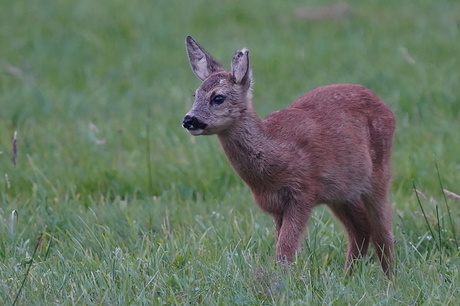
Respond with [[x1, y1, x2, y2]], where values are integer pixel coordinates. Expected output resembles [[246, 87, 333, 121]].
[[275, 205, 311, 263], [272, 214, 283, 247], [362, 188, 394, 277], [328, 199, 371, 273]]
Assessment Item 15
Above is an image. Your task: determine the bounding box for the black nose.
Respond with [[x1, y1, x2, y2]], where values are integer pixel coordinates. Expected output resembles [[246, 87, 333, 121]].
[[182, 115, 207, 130], [182, 115, 194, 129]]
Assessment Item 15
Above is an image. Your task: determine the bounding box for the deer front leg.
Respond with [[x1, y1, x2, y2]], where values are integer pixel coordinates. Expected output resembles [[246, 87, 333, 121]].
[[276, 205, 311, 263]]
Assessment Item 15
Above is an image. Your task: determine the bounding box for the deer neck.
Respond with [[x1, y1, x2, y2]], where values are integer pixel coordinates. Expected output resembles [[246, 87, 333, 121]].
[[217, 106, 277, 187]]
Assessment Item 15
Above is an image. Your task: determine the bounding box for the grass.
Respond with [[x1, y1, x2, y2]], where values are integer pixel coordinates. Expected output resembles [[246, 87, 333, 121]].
[[1, 0, 459, 304]]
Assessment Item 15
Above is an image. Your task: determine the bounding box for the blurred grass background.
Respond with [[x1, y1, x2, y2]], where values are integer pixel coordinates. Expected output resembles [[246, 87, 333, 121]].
[[1, 0, 459, 305]]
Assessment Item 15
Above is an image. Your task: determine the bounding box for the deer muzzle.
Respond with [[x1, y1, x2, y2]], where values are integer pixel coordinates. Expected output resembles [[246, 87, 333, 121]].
[[182, 115, 208, 135]]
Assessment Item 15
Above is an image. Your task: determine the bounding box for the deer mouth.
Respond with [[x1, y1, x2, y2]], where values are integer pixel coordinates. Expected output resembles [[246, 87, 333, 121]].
[[182, 115, 208, 135]]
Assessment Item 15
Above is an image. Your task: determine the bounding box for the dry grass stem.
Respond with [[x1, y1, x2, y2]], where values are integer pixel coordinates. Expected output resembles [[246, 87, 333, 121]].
[[400, 47, 416, 64], [443, 189, 460, 202], [12, 131, 17, 166], [414, 189, 427, 199], [5, 173, 11, 189]]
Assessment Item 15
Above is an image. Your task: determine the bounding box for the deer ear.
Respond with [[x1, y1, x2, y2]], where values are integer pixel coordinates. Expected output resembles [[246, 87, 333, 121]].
[[231, 49, 252, 89], [185, 36, 224, 81]]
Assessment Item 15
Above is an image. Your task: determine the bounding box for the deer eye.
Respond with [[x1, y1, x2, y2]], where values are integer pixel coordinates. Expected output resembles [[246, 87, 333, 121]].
[[211, 95, 225, 105]]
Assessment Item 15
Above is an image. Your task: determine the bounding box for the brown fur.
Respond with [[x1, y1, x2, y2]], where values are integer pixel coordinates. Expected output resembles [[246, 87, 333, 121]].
[[183, 36, 395, 277]]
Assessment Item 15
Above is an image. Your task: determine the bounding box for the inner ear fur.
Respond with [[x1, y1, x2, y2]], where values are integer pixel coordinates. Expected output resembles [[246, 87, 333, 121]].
[[186, 36, 224, 81], [231, 49, 252, 89]]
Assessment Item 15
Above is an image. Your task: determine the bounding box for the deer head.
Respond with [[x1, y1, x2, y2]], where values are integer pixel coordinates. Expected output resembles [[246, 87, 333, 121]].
[[183, 36, 253, 136]]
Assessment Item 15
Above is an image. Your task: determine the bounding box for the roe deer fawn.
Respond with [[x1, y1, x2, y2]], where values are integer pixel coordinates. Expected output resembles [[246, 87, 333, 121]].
[[182, 36, 395, 277]]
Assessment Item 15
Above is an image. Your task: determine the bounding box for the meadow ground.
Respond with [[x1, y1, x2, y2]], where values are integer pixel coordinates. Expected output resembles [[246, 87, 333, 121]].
[[1, 0, 459, 305]]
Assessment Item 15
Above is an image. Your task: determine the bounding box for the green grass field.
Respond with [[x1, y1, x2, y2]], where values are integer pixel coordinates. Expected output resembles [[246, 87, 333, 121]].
[[1, 0, 459, 304]]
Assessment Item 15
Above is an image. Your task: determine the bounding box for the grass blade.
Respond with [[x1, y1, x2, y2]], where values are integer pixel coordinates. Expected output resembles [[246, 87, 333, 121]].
[[435, 162, 459, 249], [12, 232, 43, 306], [412, 180, 439, 252], [10, 210, 18, 241]]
